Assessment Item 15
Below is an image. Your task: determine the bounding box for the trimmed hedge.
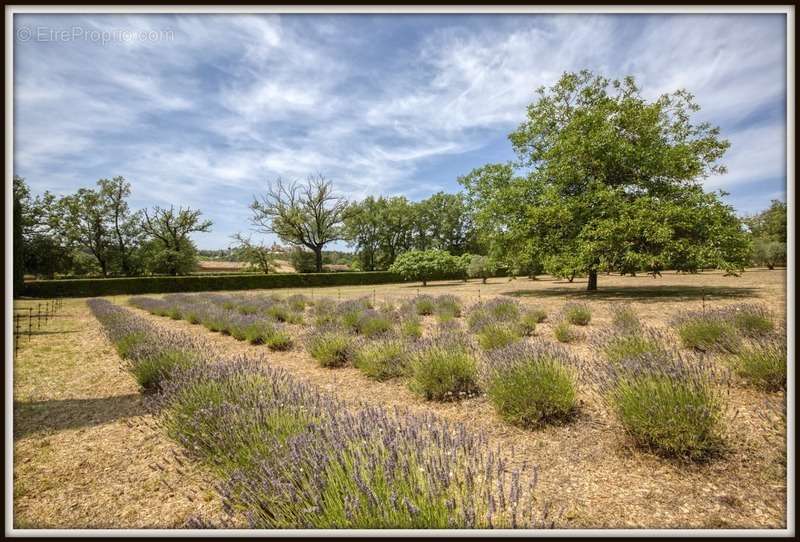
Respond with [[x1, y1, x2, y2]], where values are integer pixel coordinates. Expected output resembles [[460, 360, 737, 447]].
[[22, 271, 466, 298]]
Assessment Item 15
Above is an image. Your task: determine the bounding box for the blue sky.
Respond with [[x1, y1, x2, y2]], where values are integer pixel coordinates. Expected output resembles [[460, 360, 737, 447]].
[[13, 13, 788, 250]]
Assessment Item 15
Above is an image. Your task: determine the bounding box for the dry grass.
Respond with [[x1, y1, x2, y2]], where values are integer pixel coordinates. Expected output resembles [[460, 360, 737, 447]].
[[13, 268, 787, 529], [12, 298, 224, 528]]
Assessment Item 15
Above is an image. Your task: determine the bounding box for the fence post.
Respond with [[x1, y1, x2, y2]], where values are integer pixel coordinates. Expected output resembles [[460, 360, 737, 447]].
[[15, 314, 20, 356], [28, 308, 33, 340], [37, 303, 42, 328]]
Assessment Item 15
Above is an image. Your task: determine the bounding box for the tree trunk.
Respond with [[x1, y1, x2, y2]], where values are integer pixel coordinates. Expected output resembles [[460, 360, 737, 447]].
[[768, 264, 775, 270], [422, 279, 427, 286], [482, 277, 487, 284], [587, 270, 598, 291], [314, 247, 323, 273]]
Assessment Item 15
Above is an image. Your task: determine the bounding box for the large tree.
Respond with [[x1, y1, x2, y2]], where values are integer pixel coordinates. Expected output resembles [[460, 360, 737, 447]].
[[97, 176, 142, 275], [744, 200, 787, 270], [141, 205, 212, 275], [251, 175, 349, 273], [59, 187, 116, 277], [460, 70, 749, 290], [414, 192, 477, 255]]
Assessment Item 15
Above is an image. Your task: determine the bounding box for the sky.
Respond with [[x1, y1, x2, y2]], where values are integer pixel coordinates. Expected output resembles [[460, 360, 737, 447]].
[[13, 12, 788, 250]]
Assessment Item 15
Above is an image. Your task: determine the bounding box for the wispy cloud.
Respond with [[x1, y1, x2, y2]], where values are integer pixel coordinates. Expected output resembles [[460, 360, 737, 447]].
[[13, 13, 787, 248]]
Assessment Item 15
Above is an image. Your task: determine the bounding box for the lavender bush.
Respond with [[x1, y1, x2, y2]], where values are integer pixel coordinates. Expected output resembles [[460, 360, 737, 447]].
[[482, 342, 579, 428]]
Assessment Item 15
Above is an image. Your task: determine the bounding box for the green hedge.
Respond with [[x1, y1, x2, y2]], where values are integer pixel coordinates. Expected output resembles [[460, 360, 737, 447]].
[[22, 271, 466, 298]]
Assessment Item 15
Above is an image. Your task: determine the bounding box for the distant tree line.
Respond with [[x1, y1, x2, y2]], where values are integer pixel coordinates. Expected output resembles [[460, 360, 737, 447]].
[[14, 70, 787, 292], [13, 175, 212, 293]]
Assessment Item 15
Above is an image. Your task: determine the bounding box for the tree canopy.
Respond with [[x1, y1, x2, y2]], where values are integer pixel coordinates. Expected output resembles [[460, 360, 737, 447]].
[[460, 70, 750, 290]]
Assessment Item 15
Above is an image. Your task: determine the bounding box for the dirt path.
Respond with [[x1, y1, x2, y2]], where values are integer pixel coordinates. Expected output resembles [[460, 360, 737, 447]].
[[12, 299, 223, 528], [125, 271, 788, 529]]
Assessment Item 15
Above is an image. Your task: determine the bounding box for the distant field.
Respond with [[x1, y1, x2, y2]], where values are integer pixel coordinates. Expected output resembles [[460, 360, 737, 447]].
[[196, 259, 295, 273]]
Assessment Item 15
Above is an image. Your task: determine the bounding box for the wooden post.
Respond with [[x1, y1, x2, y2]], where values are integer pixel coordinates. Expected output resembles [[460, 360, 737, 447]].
[[14, 314, 20, 355]]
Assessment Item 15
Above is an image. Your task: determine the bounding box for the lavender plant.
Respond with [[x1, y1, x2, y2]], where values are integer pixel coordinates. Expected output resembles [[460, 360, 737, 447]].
[[598, 350, 728, 460], [353, 336, 409, 380], [482, 342, 579, 428], [562, 303, 591, 326], [729, 334, 786, 391], [408, 333, 480, 401]]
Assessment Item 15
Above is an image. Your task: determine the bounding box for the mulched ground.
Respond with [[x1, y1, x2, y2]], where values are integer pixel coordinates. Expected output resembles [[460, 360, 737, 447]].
[[12, 268, 787, 529], [125, 268, 787, 529], [12, 299, 224, 528]]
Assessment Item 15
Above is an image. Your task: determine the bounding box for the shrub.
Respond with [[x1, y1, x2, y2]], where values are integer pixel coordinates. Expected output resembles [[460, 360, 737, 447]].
[[399, 314, 423, 340], [476, 322, 522, 351], [726, 304, 774, 337], [434, 294, 462, 322], [600, 329, 668, 365], [467, 298, 520, 332], [673, 315, 741, 353], [306, 329, 355, 368], [610, 305, 641, 334], [485, 298, 521, 321], [29, 271, 413, 298], [408, 335, 479, 401], [730, 335, 786, 391], [353, 338, 408, 381], [264, 328, 294, 351], [603, 352, 727, 460], [466, 255, 497, 283], [90, 300, 551, 529], [413, 295, 436, 316], [563, 303, 591, 326], [518, 311, 545, 336], [553, 321, 579, 343], [286, 294, 308, 312], [355, 310, 393, 337], [482, 342, 578, 428], [389, 249, 461, 286], [131, 348, 196, 391]]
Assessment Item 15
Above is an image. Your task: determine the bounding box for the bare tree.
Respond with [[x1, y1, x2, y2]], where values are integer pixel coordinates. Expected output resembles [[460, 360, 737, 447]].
[[250, 174, 349, 272]]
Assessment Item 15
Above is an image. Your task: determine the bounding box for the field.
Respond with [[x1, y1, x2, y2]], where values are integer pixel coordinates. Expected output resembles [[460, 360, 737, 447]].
[[12, 269, 788, 529]]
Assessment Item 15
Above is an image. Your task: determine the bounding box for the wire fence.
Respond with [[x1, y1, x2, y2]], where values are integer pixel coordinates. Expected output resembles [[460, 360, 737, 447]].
[[13, 298, 64, 356]]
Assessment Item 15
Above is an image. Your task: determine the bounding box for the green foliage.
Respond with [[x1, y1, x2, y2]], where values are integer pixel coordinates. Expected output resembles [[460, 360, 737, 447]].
[[676, 319, 741, 353], [603, 335, 666, 365], [553, 321, 579, 343], [413, 295, 436, 316], [408, 338, 479, 401], [399, 315, 423, 340], [484, 345, 578, 428], [744, 200, 787, 243], [466, 255, 497, 283], [611, 305, 641, 334], [131, 349, 196, 391], [306, 330, 355, 368], [288, 248, 318, 273], [355, 311, 393, 337], [23, 271, 412, 298], [730, 309, 773, 337], [563, 303, 592, 325], [610, 373, 725, 460], [730, 336, 786, 391], [264, 329, 294, 351], [389, 250, 460, 286], [460, 70, 748, 290], [476, 323, 522, 351], [751, 239, 786, 270], [353, 339, 408, 380]]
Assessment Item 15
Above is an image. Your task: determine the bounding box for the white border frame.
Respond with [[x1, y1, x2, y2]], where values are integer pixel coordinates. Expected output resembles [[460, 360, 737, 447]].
[[4, 3, 795, 538]]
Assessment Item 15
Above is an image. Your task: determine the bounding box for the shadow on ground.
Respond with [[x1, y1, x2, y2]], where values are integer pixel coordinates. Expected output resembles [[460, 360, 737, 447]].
[[504, 285, 762, 302], [13, 394, 142, 439]]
